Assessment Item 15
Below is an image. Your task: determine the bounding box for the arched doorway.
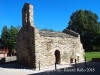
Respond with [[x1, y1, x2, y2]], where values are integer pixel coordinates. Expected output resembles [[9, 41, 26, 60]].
[[55, 50, 60, 64]]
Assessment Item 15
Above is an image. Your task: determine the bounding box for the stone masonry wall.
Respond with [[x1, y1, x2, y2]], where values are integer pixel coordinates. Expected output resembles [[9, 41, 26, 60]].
[[16, 3, 36, 68], [16, 3, 84, 69], [16, 26, 36, 68], [35, 30, 84, 68], [17, 24, 84, 69]]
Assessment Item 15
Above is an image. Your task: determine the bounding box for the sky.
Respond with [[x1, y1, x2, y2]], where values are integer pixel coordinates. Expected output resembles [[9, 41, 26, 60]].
[[0, 0, 100, 35]]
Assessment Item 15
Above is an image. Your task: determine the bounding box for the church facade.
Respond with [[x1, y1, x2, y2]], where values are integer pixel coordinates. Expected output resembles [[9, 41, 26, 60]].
[[16, 3, 84, 69]]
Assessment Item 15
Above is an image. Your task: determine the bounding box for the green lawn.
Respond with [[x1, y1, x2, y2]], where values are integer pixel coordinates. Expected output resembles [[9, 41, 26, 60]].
[[84, 52, 100, 61]]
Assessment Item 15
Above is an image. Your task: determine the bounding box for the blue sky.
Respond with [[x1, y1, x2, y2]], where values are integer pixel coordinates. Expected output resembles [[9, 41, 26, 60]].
[[0, 0, 100, 35]]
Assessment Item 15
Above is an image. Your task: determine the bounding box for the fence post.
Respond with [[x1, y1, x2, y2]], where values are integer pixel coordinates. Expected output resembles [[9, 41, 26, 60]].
[[39, 61, 40, 70], [85, 57, 87, 67], [75, 59, 77, 72], [55, 61, 57, 70]]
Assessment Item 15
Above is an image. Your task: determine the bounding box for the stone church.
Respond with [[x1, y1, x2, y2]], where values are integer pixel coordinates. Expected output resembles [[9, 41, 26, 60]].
[[16, 3, 84, 69]]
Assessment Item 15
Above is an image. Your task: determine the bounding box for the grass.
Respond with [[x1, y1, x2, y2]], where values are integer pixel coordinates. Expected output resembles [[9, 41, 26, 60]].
[[84, 52, 100, 61]]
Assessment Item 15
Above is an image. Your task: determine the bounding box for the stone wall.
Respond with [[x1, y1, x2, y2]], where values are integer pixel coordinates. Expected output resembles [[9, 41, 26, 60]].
[[17, 24, 84, 69], [16, 26, 36, 68], [22, 3, 34, 27], [16, 3, 84, 69], [35, 30, 84, 68], [0, 56, 16, 64], [16, 3, 36, 68]]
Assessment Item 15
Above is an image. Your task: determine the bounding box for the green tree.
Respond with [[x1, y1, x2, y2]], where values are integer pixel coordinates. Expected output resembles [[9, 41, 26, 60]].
[[67, 9, 100, 51], [1, 25, 9, 46], [40, 28, 61, 32], [9, 26, 19, 49], [40, 28, 54, 32], [93, 23, 100, 51], [1, 25, 19, 56]]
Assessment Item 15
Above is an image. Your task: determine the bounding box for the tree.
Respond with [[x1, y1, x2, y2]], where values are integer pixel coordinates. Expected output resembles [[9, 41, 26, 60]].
[[93, 23, 100, 51], [40, 28, 61, 32], [1, 25, 19, 56], [67, 9, 100, 51], [1, 25, 9, 46], [40, 28, 54, 32], [9, 26, 19, 49]]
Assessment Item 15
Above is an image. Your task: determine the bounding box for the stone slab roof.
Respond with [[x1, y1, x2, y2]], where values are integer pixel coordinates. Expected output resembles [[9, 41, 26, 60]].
[[39, 31, 77, 38]]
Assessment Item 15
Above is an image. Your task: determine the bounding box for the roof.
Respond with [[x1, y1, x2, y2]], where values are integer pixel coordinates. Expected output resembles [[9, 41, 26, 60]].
[[0, 51, 8, 54], [39, 31, 77, 38], [0, 50, 8, 54], [62, 29, 79, 37]]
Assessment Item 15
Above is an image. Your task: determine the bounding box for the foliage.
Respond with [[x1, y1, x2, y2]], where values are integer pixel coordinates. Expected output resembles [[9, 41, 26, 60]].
[[1, 25, 19, 55], [67, 9, 100, 51], [40, 28, 54, 32], [9, 26, 19, 49], [1, 26, 9, 46], [94, 22, 100, 47], [40, 28, 61, 32]]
